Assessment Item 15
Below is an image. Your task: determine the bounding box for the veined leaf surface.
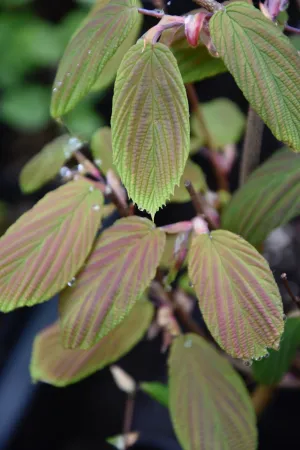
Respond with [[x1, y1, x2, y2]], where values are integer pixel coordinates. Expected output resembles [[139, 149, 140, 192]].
[[210, 2, 300, 151], [191, 98, 245, 150], [0, 179, 103, 312], [59, 216, 166, 349], [140, 382, 169, 408], [90, 126, 114, 174], [111, 41, 190, 218], [51, 0, 141, 118], [30, 300, 153, 387], [222, 149, 300, 247], [19, 135, 82, 194], [170, 159, 207, 203], [169, 334, 257, 450], [252, 317, 300, 385], [188, 230, 284, 359]]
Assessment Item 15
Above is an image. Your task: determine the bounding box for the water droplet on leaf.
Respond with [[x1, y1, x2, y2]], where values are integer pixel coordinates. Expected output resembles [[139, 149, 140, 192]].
[[283, 314, 287, 321], [92, 204, 101, 211], [67, 277, 76, 287], [89, 186, 94, 192], [184, 339, 192, 348], [243, 360, 253, 367]]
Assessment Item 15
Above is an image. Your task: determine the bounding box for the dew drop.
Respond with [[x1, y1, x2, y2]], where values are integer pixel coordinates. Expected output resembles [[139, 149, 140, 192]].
[[188, 281, 194, 288], [243, 360, 253, 367], [56, 81, 63, 87], [92, 204, 101, 211], [105, 185, 112, 195], [165, 285, 172, 292], [68, 277, 76, 287], [264, 352, 270, 358], [184, 339, 192, 348], [95, 159, 102, 167], [60, 166, 72, 179], [77, 163, 85, 173], [67, 72, 71, 77], [89, 186, 94, 192], [53, 87, 58, 93], [88, 50, 92, 55], [282, 314, 287, 321]]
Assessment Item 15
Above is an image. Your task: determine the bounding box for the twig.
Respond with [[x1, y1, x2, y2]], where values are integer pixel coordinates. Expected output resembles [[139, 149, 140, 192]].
[[122, 393, 136, 450], [138, 7, 164, 19], [185, 180, 216, 230], [251, 385, 276, 417], [186, 83, 229, 191], [239, 107, 264, 186], [281, 273, 300, 310], [193, 0, 223, 13]]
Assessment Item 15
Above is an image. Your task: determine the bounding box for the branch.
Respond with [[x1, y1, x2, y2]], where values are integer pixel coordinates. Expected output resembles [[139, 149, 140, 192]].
[[251, 385, 276, 417], [239, 106, 264, 187], [138, 7, 164, 19], [193, 0, 223, 13], [122, 393, 136, 450], [281, 273, 300, 310], [185, 180, 217, 230], [285, 24, 300, 34]]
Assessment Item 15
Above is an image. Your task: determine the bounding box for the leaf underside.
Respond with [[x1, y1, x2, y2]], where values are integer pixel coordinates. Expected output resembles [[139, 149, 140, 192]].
[[0, 179, 103, 312], [19, 135, 81, 194], [210, 2, 300, 151], [59, 216, 166, 349], [111, 41, 190, 217], [169, 334, 257, 450], [90, 126, 114, 174], [188, 230, 284, 359], [252, 317, 300, 385], [51, 0, 141, 118], [222, 149, 300, 248], [30, 300, 154, 387]]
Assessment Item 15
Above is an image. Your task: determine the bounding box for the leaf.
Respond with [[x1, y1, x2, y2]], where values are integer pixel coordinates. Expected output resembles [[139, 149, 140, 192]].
[[0, 179, 103, 312], [19, 135, 83, 194], [30, 300, 153, 387], [252, 317, 300, 385], [140, 382, 169, 408], [51, 0, 141, 118], [188, 230, 284, 360], [111, 40, 190, 218], [59, 216, 166, 349], [160, 233, 191, 269], [91, 12, 142, 92], [221, 149, 300, 248], [169, 334, 257, 450], [171, 32, 227, 84], [191, 98, 245, 150], [90, 126, 114, 174], [170, 159, 207, 203], [209, 2, 300, 151]]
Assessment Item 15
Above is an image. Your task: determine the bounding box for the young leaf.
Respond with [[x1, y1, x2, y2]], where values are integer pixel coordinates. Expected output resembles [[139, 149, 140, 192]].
[[222, 149, 300, 248], [169, 334, 257, 450], [209, 2, 300, 151], [30, 300, 153, 387], [51, 0, 141, 118], [111, 41, 190, 218], [188, 230, 284, 360], [59, 216, 166, 349], [140, 382, 169, 408], [252, 317, 300, 385], [170, 159, 207, 203], [0, 179, 103, 312], [191, 98, 245, 150], [171, 32, 227, 84], [90, 126, 114, 174], [19, 135, 82, 194]]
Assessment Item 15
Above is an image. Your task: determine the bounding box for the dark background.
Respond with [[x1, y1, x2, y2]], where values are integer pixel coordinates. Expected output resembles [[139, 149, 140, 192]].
[[0, 1, 300, 449]]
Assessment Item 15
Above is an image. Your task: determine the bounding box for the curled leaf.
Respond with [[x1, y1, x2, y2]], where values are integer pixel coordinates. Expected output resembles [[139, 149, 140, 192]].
[[169, 334, 257, 450], [59, 217, 166, 349], [30, 300, 153, 387], [0, 179, 103, 312], [188, 230, 284, 359], [112, 41, 190, 217]]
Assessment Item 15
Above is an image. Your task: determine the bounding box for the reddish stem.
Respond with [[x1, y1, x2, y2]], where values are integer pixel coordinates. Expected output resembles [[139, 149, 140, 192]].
[[138, 7, 164, 19]]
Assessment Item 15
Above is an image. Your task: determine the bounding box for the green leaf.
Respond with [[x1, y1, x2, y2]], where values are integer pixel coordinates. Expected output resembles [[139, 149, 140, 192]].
[[170, 159, 207, 203], [19, 135, 83, 194], [51, 0, 141, 118], [169, 334, 257, 450], [222, 149, 300, 248], [112, 41, 190, 217], [30, 300, 153, 387], [90, 126, 115, 174], [188, 230, 284, 360], [191, 98, 245, 150], [170, 30, 227, 84], [140, 382, 169, 408], [0, 84, 50, 131], [59, 216, 166, 349], [252, 317, 300, 385], [0, 179, 103, 312], [209, 2, 300, 151]]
